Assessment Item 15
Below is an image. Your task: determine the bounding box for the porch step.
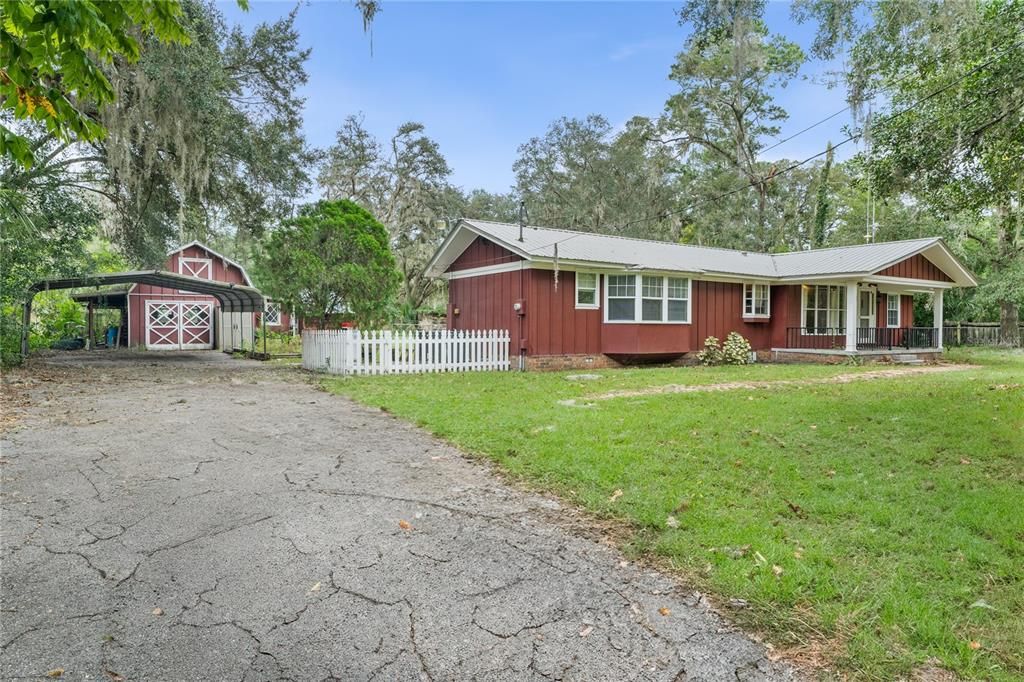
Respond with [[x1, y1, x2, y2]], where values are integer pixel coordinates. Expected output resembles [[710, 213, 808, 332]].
[[891, 354, 924, 365]]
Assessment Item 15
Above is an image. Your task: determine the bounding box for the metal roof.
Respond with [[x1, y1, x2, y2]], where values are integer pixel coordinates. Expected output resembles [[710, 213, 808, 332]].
[[429, 219, 975, 285], [28, 271, 265, 312]]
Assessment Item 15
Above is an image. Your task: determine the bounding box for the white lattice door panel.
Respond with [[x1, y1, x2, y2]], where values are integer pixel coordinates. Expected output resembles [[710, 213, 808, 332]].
[[145, 301, 214, 350], [146, 302, 180, 349], [179, 303, 213, 348]]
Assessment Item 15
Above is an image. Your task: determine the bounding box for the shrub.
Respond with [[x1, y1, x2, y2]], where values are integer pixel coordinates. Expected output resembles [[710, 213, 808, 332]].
[[722, 332, 753, 365], [696, 335, 723, 366]]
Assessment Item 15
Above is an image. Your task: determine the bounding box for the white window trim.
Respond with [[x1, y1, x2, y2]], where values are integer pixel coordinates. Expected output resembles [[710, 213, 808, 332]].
[[603, 273, 691, 325], [574, 271, 599, 309], [800, 284, 847, 335], [263, 301, 282, 326], [886, 293, 901, 327], [178, 257, 212, 293], [179, 257, 212, 279], [742, 283, 771, 318]]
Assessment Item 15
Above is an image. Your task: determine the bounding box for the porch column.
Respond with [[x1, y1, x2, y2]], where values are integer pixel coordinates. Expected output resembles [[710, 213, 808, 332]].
[[934, 289, 944, 350], [844, 281, 859, 352]]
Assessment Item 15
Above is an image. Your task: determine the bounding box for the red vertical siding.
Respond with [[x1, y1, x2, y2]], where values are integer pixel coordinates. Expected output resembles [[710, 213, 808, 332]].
[[448, 268, 602, 356], [447, 236, 522, 271], [448, 269, 525, 351], [902, 295, 915, 328], [876, 254, 952, 282], [769, 285, 803, 347], [128, 244, 250, 347]]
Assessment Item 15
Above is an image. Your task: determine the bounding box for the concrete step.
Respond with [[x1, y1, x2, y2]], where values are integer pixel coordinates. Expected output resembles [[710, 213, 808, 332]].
[[892, 354, 924, 365]]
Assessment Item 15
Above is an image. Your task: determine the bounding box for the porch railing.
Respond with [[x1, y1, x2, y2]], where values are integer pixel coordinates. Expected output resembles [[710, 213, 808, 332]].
[[784, 327, 937, 351]]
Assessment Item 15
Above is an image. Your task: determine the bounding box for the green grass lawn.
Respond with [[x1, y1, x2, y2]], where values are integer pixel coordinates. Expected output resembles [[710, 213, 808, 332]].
[[325, 349, 1024, 680]]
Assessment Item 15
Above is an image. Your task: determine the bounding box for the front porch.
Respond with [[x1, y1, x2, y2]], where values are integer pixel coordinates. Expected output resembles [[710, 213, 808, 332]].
[[780, 326, 940, 352], [771, 280, 947, 362]]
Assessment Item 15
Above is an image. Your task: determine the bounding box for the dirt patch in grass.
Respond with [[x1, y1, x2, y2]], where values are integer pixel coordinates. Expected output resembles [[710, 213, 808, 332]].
[[577, 363, 976, 402]]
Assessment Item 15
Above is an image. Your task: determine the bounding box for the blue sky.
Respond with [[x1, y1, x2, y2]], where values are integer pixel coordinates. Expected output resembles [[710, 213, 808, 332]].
[[220, 1, 854, 194]]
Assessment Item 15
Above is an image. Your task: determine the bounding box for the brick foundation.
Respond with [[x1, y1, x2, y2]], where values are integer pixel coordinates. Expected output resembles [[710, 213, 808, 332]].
[[770, 350, 943, 364], [524, 354, 623, 371], [522, 348, 942, 371]]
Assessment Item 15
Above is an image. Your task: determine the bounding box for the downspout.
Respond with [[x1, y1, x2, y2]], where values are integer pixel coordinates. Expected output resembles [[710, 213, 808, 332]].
[[518, 262, 525, 371]]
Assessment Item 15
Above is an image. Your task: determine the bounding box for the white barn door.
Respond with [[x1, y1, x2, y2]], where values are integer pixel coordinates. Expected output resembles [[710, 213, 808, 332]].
[[146, 301, 214, 350]]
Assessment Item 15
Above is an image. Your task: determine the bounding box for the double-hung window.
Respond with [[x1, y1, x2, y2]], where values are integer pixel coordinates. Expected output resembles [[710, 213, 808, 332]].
[[886, 294, 900, 327], [641, 276, 663, 321], [575, 272, 598, 309], [802, 285, 846, 334], [605, 274, 690, 323], [666, 277, 689, 322], [743, 283, 770, 317], [606, 275, 636, 321]]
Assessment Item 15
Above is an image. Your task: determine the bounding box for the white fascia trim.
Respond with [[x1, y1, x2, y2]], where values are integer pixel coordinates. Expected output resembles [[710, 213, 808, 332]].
[[427, 221, 535, 276], [441, 261, 527, 280], [776, 272, 873, 283], [863, 275, 955, 289], [870, 239, 977, 287]]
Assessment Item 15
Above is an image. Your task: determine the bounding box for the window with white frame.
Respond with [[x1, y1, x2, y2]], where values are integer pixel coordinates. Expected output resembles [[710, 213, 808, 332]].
[[641, 276, 663, 321], [667, 277, 689, 322], [575, 272, 598, 309], [263, 301, 281, 326], [605, 274, 690, 323], [743, 283, 770, 317], [886, 294, 900, 327], [802, 285, 846, 333], [606, 275, 636, 321]]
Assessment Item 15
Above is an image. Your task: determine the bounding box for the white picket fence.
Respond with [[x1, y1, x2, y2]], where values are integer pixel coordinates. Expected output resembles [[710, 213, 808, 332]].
[[302, 329, 511, 375]]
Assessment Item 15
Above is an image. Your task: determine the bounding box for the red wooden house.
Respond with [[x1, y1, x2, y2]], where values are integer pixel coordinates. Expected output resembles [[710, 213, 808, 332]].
[[426, 220, 977, 369]]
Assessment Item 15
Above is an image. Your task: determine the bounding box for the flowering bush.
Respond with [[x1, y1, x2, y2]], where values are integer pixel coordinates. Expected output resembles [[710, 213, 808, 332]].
[[722, 331, 753, 365], [696, 335, 723, 366], [696, 333, 753, 366]]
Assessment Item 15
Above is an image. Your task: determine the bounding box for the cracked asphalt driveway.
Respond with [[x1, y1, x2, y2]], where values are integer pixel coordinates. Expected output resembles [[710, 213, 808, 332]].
[[1, 352, 799, 681]]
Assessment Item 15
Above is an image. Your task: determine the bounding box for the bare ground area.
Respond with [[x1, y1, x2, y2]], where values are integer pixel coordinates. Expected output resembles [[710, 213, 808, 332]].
[[567, 364, 974, 404], [1, 351, 799, 681]]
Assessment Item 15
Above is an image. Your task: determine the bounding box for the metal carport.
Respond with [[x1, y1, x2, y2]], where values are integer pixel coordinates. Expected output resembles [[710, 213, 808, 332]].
[[21, 270, 265, 356]]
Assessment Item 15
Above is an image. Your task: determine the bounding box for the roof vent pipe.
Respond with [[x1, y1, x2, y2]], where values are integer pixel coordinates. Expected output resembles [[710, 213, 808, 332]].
[[518, 200, 528, 242]]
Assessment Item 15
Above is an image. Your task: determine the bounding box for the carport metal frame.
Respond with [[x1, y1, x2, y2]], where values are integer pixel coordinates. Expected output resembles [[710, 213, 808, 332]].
[[22, 270, 265, 356]]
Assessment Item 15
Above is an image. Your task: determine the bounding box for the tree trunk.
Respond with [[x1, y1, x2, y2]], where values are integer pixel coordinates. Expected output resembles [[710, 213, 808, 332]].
[[997, 206, 1021, 346], [1000, 300, 1020, 346]]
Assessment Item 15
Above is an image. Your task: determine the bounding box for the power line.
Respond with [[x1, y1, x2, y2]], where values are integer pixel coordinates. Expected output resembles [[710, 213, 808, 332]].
[[610, 37, 1024, 234], [457, 36, 1023, 264], [758, 26, 1022, 155]]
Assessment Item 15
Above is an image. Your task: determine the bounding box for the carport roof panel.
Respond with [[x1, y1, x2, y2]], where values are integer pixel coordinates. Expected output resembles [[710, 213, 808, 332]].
[[30, 270, 265, 312]]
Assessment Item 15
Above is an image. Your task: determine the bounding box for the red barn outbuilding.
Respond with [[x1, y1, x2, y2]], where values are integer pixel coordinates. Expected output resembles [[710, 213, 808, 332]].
[[426, 220, 977, 370], [127, 241, 259, 351]]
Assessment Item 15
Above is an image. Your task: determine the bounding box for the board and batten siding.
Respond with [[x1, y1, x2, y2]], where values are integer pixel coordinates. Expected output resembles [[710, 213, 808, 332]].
[[449, 236, 523, 270], [127, 244, 249, 347], [448, 269, 602, 356], [876, 253, 952, 282]]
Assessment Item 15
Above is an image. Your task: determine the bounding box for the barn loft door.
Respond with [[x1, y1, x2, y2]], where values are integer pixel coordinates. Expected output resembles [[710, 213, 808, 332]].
[[179, 257, 212, 279], [145, 301, 213, 350]]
